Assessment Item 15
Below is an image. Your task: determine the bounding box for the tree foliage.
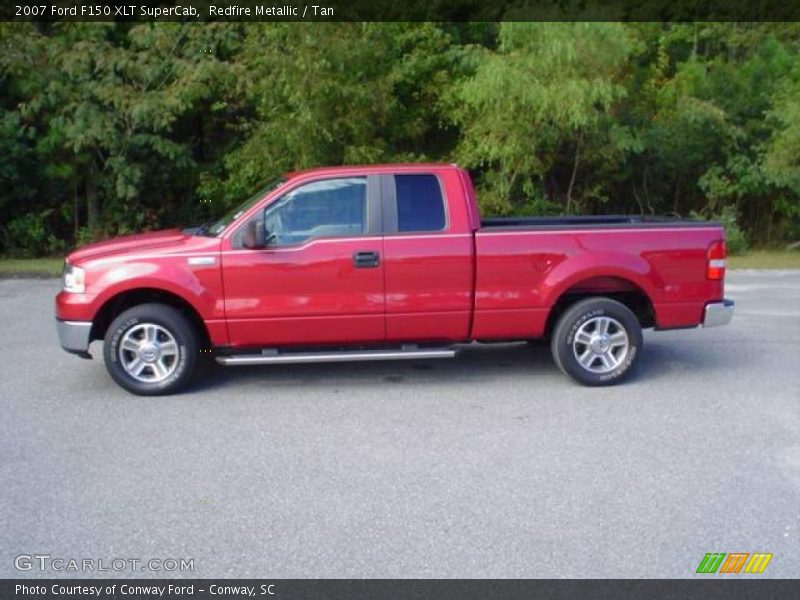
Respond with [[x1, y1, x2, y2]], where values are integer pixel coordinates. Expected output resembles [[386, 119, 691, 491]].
[[449, 23, 633, 215], [0, 22, 798, 256]]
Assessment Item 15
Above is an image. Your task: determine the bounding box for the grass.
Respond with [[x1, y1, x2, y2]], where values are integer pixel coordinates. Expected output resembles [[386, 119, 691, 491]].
[[0, 249, 798, 278], [728, 250, 800, 269], [0, 257, 64, 278]]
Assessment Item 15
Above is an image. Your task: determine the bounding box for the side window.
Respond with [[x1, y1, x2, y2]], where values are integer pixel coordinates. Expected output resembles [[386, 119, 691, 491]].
[[395, 174, 446, 232], [264, 177, 367, 246]]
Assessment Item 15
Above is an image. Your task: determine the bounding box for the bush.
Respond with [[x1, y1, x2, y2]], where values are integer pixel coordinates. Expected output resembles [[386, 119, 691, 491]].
[[715, 206, 749, 255], [4, 210, 65, 257], [690, 206, 749, 255]]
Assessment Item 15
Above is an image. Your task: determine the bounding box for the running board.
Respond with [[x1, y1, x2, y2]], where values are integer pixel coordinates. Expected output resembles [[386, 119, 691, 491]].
[[215, 347, 458, 366]]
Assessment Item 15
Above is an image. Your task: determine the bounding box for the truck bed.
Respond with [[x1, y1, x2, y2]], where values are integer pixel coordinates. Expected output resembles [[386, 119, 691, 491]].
[[480, 215, 709, 231], [472, 219, 725, 339]]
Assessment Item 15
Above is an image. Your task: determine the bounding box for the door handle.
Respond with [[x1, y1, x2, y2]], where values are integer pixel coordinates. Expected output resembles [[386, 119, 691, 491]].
[[353, 251, 380, 268]]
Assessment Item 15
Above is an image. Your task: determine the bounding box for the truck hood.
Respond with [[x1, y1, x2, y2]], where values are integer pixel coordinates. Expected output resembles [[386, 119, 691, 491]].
[[67, 229, 195, 264]]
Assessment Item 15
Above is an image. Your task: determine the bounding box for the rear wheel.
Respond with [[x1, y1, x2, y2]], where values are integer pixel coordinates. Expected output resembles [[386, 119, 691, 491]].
[[104, 303, 198, 396], [550, 297, 642, 386]]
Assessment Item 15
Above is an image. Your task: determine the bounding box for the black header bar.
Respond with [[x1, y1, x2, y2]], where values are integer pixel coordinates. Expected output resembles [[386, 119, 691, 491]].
[[3, 579, 800, 600], [2, 0, 800, 22]]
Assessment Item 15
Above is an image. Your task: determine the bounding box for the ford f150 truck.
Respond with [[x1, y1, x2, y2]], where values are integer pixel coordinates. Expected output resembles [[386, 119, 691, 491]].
[[56, 163, 734, 395]]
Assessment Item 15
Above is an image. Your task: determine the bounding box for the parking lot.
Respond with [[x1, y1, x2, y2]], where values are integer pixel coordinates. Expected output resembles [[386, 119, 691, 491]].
[[1, 270, 798, 578]]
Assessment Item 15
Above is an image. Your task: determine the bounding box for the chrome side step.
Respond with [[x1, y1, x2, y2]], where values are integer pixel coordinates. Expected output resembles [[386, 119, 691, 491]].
[[215, 347, 458, 366]]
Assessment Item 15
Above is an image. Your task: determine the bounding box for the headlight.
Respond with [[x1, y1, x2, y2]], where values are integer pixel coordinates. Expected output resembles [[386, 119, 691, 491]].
[[62, 264, 86, 293]]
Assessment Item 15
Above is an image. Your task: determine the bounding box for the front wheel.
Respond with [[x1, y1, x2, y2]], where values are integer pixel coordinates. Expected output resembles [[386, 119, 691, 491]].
[[104, 303, 199, 396], [550, 297, 642, 386]]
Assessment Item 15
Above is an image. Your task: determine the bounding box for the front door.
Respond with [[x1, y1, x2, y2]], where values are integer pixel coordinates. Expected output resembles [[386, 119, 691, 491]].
[[222, 175, 385, 348]]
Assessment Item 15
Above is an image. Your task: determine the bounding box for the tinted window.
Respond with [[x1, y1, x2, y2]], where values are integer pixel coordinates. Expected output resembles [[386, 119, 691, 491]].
[[396, 174, 445, 232], [264, 177, 366, 246]]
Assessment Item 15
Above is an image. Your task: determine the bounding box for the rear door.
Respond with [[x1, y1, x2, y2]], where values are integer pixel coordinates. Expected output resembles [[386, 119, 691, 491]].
[[381, 171, 474, 342], [222, 175, 385, 347]]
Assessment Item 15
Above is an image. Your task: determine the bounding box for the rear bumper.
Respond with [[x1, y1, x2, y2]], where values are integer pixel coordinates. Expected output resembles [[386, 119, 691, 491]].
[[703, 299, 735, 328], [56, 319, 93, 356]]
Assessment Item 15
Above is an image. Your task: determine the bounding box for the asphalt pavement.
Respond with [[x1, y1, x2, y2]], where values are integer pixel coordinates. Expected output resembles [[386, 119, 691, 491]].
[[1, 271, 798, 578]]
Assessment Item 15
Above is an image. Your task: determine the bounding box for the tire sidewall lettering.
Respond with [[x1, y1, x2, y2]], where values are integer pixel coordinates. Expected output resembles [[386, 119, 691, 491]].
[[597, 344, 637, 381], [109, 317, 140, 364], [566, 308, 605, 346]]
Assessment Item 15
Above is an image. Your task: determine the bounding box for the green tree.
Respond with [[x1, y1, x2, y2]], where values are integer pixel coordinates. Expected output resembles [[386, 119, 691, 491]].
[[201, 23, 467, 210], [449, 22, 633, 215], [1, 22, 238, 248]]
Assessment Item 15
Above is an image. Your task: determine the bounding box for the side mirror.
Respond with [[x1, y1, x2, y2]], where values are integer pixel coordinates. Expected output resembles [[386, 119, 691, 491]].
[[242, 218, 266, 249]]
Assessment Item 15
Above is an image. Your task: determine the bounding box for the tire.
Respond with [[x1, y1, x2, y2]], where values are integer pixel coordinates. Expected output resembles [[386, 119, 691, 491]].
[[550, 297, 642, 386], [103, 303, 199, 396]]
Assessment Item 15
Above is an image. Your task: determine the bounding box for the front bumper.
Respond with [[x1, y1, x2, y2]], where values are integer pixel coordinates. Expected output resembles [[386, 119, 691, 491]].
[[702, 299, 735, 328], [56, 319, 93, 357]]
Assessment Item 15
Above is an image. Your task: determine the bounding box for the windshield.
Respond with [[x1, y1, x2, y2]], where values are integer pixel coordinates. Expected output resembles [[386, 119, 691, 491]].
[[200, 179, 285, 236]]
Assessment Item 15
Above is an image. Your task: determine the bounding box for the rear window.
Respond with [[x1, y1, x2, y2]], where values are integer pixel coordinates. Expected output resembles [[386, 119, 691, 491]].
[[395, 174, 446, 232]]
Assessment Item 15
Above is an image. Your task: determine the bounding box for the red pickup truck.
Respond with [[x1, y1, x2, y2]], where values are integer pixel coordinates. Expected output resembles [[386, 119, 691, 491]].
[[56, 163, 733, 395]]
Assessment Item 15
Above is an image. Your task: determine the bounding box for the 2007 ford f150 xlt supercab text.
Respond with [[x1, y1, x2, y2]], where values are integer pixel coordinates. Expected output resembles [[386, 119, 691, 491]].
[[56, 164, 734, 395]]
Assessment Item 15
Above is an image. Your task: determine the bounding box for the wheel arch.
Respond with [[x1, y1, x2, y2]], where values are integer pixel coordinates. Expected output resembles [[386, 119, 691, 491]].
[[544, 275, 656, 338], [90, 287, 211, 348]]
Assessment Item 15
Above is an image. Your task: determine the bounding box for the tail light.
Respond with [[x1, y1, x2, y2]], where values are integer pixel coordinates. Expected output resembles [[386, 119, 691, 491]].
[[707, 240, 727, 280]]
